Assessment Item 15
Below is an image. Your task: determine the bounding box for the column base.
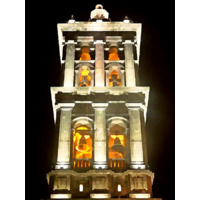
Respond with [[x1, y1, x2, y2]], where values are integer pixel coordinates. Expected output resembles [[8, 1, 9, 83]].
[[129, 193, 150, 198], [130, 161, 145, 169], [51, 194, 72, 199], [55, 162, 71, 169], [90, 194, 111, 199], [93, 162, 108, 169]]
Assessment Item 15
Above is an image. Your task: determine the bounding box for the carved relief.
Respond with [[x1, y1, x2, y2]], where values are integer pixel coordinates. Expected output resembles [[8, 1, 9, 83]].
[[130, 175, 148, 191], [92, 176, 109, 190], [53, 176, 70, 191]]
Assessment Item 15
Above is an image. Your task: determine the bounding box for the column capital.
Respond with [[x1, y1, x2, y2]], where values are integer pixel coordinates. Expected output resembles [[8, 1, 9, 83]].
[[94, 40, 106, 44], [92, 103, 109, 109], [57, 103, 75, 111], [65, 40, 77, 44], [125, 103, 143, 109], [122, 40, 134, 44]]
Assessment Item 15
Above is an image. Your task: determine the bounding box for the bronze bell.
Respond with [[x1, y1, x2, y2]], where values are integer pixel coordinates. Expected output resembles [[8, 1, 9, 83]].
[[114, 137, 121, 145], [79, 135, 87, 150], [111, 137, 125, 155]]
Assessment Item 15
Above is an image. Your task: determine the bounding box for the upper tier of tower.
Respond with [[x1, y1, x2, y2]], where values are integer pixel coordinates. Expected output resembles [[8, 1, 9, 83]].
[[58, 4, 142, 67]]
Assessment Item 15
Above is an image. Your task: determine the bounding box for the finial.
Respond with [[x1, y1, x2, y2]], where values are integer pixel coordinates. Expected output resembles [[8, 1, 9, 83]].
[[96, 4, 103, 9], [68, 15, 75, 23], [124, 16, 130, 23]]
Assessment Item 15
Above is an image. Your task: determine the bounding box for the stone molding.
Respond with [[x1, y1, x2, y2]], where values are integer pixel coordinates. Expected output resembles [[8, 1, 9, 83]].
[[90, 194, 111, 199], [92, 103, 109, 108], [47, 169, 154, 181]]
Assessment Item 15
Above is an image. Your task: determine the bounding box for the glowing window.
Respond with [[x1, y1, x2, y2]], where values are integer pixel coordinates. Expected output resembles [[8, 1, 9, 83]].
[[109, 70, 121, 87], [108, 125, 126, 159], [79, 184, 83, 192], [72, 125, 92, 159], [118, 184, 122, 192], [78, 66, 91, 87]]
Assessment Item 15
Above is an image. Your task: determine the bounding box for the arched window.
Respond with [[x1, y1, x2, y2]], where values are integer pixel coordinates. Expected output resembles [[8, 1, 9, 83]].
[[78, 66, 92, 87], [72, 117, 93, 170], [73, 122, 92, 159], [108, 66, 122, 87], [107, 118, 128, 160], [108, 124, 126, 159], [109, 70, 121, 87]]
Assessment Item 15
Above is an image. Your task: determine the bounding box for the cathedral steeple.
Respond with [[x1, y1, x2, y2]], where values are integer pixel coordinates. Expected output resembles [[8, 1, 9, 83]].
[[45, 4, 162, 200]]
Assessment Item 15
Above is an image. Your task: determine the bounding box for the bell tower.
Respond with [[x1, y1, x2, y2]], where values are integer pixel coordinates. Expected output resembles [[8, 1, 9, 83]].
[[46, 5, 162, 200]]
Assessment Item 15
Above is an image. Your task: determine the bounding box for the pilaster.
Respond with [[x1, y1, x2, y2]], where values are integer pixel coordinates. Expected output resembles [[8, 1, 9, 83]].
[[64, 40, 76, 87], [92, 103, 108, 169], [124, 40, 136, 87], [126, 104, 145, 169], [56, 104, 75, 169], [94, 40, 105, 87]]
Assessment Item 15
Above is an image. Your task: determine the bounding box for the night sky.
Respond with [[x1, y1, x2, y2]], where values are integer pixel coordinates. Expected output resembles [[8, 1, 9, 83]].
[[26, 1, 174, 200]]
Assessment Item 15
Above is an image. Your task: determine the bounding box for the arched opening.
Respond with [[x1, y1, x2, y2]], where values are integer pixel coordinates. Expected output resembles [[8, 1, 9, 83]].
[[107, 117, 128, 171], [72, 118, 93, 170], [73, 125, 92, 159], [108, 124, 126, 159], [109, 70, 121, 87], [78, 66, 91, 87]]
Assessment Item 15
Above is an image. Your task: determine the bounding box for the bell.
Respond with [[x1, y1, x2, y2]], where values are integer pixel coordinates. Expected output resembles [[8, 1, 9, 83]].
[[79, 135, 87, 150], [111, 137, 125, 155], [114, 137, 121, 145]]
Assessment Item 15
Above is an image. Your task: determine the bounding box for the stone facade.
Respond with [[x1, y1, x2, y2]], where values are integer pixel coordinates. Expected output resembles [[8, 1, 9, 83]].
[[46, 4, 161, 200]]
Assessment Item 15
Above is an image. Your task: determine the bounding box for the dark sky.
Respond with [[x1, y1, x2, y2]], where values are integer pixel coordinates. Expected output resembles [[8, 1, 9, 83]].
[[26, 1, 175, 200]]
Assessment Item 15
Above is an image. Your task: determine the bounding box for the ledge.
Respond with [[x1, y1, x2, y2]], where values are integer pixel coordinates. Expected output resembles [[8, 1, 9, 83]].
[[50, 86, 149, 124]]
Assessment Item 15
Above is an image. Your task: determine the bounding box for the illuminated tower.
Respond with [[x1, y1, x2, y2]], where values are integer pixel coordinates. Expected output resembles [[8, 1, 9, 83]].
[[46, 5, 162, 200]]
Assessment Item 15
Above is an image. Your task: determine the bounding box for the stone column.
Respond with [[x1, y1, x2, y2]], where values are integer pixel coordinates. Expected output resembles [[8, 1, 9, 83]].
[[56, 104, 75, 169], [124, 40, 136, 87], [126, 104, 145, 169], [92, 103, 108, 169], [64, 40, 76, 87], [94, 40, 105, 87]]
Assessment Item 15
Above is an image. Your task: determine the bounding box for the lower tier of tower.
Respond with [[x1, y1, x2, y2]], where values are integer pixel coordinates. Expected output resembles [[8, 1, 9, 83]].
[[46, 169, 161, 199]]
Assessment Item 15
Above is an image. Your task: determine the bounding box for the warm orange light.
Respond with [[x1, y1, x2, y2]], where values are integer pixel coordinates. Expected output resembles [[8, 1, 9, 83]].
[[109, 135, 125, 146], [81, 69, 89, 76], [78, 69, 91, 87], [80, 47, 91, 60], [109, 70, 121, 86], [73, 126, 92, 159], [109, 47, 120, 60], [108, 134, 125, 159]]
